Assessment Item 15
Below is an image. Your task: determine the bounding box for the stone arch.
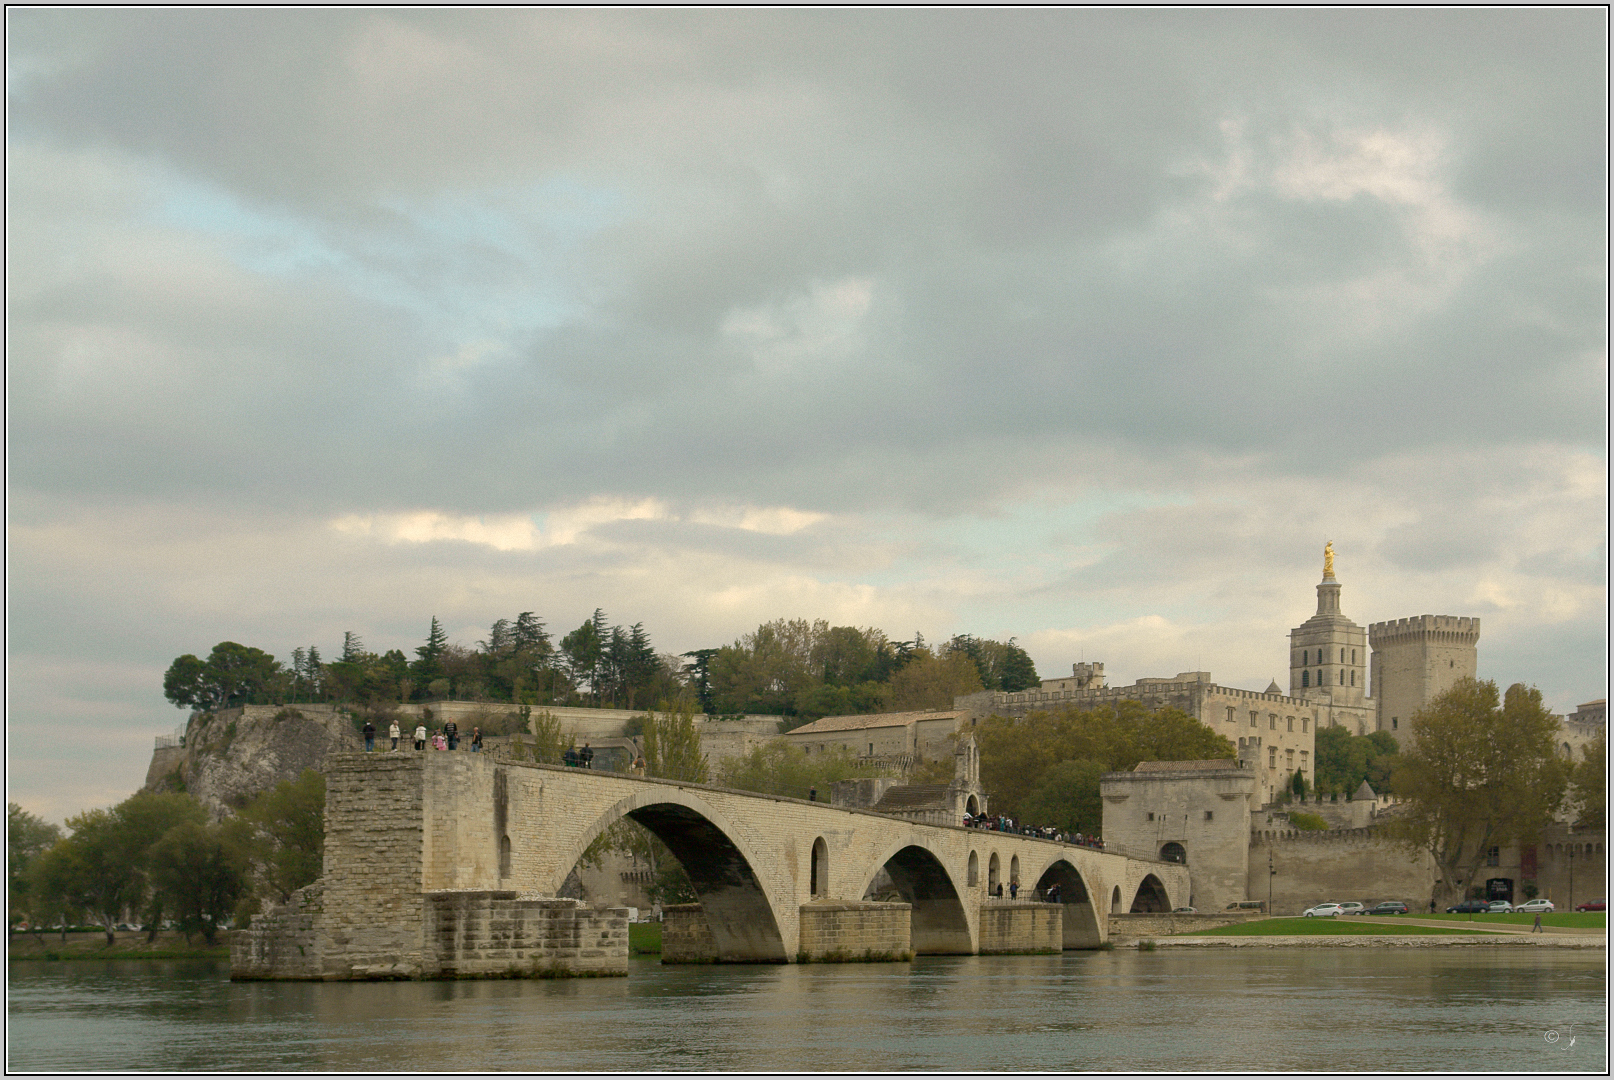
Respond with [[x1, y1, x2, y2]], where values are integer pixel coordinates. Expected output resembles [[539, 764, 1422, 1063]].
[[1010, 855, 1021, 887], [966, 794, 980, 816], [988, 852, 1001, 891], [857, 840, 974, 955], [1160, 842, 1186, 864], [1030, 858, 1103, 948], [1111, 885, 1121, 910], [968, 850, 979, 886], [811, 836, 829, 897], [1130, 874, 1170, 913], [562, 788, 788, 963]]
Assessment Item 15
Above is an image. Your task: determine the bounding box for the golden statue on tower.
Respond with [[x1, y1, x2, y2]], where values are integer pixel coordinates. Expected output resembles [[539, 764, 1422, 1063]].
[[1324, 541, 1335, 579]]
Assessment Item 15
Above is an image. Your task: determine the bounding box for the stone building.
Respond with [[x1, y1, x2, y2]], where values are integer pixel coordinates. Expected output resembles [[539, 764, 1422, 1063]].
[[1099, 760, 1257, 912], [830, 736, 990, 826], [782, 709, 970, 767], [1367, 615, 1481, 742], [1288, 543, 1373, 734]]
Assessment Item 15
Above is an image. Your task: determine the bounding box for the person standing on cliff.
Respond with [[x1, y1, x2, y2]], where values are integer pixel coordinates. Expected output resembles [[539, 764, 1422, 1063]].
[[389, 720, 400, 751], [362, 719, 376, 752], [414, 722, 427, 751]]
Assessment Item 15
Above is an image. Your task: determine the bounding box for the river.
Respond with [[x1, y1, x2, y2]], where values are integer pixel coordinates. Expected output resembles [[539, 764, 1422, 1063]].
[[7, 950, 1605, 1072]]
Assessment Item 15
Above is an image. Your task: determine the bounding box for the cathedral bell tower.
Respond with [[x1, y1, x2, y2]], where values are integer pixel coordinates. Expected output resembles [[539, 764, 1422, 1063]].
[[1288, 542, 1367, 712]]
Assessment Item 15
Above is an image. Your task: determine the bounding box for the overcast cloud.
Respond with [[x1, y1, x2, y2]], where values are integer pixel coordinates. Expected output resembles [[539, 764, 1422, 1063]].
[[8, 9, 1606, 822]]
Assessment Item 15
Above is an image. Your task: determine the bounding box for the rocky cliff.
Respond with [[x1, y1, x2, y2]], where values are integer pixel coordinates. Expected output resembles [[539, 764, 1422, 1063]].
[[143, 704, 361, 818]]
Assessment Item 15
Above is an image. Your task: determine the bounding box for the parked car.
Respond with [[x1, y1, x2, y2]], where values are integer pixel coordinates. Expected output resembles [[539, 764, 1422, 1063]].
[[1303, 903, 1343, 917], [1516, 899, 1554, 913], [1575, 899, 1605, 912], [1487, 900, 1513, 913], [1335, 902, 1366, 916], [1368, 901, 1409, 915], [1173, 907, 1198, 913], [1446, 900, 1490, 914]]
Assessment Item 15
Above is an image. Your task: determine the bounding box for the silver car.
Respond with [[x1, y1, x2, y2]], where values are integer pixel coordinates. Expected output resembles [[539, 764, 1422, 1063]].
[[1487, 900, 1513, 913], [1303, 903, 1343, 917]]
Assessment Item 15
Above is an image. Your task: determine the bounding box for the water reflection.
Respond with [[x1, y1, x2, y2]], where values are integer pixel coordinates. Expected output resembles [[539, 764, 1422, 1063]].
[[8, 951, 1605, 1072]]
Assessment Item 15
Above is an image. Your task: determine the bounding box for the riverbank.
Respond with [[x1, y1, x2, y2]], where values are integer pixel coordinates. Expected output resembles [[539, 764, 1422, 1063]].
[[1131, 934, 1603, 949], [8, 930, 230, 963]]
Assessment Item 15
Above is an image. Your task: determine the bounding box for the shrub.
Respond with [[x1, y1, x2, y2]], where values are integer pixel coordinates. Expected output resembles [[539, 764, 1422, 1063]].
[[1288, 812, 1329, 831]]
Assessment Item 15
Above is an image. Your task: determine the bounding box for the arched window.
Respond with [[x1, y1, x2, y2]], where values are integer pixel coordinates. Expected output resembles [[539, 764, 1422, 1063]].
[[499, 835, 512, 878], [1316, 669, 1323, 685], [968, 850, 980, 886], [1351, 649, 1356, 664], [1302, 650, 1308, 665], [1010, 855, 1021, 888], [810, 837, 829, 897], [1350, 671, 1355, 686], [1160, 842, 1186, 864], [988, 852, 1001, 891], [1340, 648, 1345, 663], [1302, 670, 1310, 687], [1339, 670, 1345, 685], [967, 794, 980, 816]]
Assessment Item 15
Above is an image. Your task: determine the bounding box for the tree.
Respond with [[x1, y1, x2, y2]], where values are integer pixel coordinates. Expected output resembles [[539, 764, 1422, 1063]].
[[883, 649, 984, 711], [640, 705, 709, 784], [1021, 760, 1106, 836], [1568, 735, 1605, 829], [1314, 726, 1400, 796], [147, 821, 248, 945], [412, 617, 449, 687], [716, 742, 890, 801], [162, 643, 281, 711], [1387, 679, 1568, 907], [682, 649, 720, 714], [53, 808, 144, 947], [340, 631, 364, 664], [111, 791, 208, 939], [560, 613, 605, 704], [8, 803, 61, 932], [236, 770, 325, 904]]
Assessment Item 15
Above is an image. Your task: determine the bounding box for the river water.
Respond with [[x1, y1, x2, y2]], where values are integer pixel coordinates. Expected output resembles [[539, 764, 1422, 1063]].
[[7, 950, 1606, 1072]]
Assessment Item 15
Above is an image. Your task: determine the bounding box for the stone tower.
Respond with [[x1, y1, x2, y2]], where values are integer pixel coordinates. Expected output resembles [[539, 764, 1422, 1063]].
[[1368, 614, 1480, 743], [1288, 543, 1368, 716]]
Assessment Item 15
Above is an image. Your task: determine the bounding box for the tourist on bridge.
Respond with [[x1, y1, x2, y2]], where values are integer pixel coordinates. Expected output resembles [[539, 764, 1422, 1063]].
[[362, 719, 375, 752], [471, 727, 483, 753], [444, 719, 458, 751], [1009, 880, 1019, 900], [414, 723, 427, 751], [389, 720, 400, 751], [433, 730, 447, 751]]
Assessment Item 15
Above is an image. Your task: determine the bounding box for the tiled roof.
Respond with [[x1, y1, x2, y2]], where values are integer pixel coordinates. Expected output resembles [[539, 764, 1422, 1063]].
[[873, 784, 951, 810], [1133, 759, 1242, 772], [786, 710, 966, 735]]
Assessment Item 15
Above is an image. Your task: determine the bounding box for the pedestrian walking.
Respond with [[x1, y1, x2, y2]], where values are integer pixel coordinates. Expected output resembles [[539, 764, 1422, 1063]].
[[414, 723, 427, 751], [363, 719, 375, 752], [1009, 880, 1019, 900], [389, 720, 400, 751], [1532, 912, 1543, 933]]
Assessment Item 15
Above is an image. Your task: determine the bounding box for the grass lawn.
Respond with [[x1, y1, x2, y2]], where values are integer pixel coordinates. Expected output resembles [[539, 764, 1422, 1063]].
[[629, 922, 661, 954], [1178, 918, 1502, 937], [1385, 912, 1605, 929]]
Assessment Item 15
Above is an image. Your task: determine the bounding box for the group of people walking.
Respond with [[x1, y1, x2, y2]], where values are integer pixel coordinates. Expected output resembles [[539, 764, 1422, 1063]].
[[361, 718, 483, 754], [962, 812, 1104, 852]]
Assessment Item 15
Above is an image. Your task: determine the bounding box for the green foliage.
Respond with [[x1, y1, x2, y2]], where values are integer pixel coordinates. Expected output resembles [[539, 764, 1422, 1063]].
[[527, 709, 567, 764], [236, 770, 325, 903], [1020, 759, 1106, 835], [1569, 735, 1605, 829], [641, 705, 709, 783], [883, 649, 985, 711], [1386, 679, 1568, 907], [162, 643, 280, 711], [147, 821, 249, 945], [716, 742, 891, 801], [1287, 812, 1328, 831], [975, 700, 1236, 823], [8, 803, 62, 927], [1314, 726, 1401, 796], [943, 634, 1039, 692]]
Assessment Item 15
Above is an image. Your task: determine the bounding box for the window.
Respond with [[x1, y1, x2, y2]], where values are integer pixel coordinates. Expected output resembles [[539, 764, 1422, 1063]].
[[1350, 671, 1355, 686], [1302, 670, 1310, 688], [1340, 648, 1345, 663], [1339, 670, 1345, 685], [1286, 749, 1294, 769], [1269, 714, 1277, 730], [1146, 812, 1155, 821], [1204, 811, 1214, 821], [1268, 747, 1277, 768], [1286, 716, 1294, 732], [1302, 650, 1308, 665], [1392, 717, 1399, 730], [811, 837, 829, 896], [1316, 669, 1323, 684], [1227, 707, 1236, 723], [868, 743, 874, 755], [1486, 846, 1500, 868], [1302, 718, 1310, 733], [1250, 711, 1258, 727], [968, 851, 979, 886], [1300, 750, 1309, 771], [1351, 649, 1356, 664]]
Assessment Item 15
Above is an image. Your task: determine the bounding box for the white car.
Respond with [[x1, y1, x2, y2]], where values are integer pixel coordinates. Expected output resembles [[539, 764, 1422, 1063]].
[[1303, 903, 1343, 917], [1334, 902, 1366, 916], [1517, 899, 1554, 913], [1487, 900, 1513, 913]]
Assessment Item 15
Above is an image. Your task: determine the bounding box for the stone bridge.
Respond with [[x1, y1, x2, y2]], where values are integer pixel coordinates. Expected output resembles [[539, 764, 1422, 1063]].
[[236, 752, 1187, 979]]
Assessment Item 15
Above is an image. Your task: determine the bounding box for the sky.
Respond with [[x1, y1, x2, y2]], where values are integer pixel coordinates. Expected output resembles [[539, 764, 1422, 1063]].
[[7, 9, 1606, 824]]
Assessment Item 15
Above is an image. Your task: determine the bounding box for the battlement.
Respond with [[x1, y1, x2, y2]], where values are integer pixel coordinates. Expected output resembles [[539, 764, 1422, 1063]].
[[1368, 615, 1480, 642]]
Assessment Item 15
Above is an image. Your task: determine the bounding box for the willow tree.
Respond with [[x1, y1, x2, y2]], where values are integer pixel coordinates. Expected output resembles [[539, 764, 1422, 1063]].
[[1387, 679, 1566, 906]]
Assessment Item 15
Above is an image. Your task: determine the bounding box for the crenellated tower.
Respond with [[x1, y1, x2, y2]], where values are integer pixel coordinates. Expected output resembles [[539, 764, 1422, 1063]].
[[1368, 614, 1480, 743]]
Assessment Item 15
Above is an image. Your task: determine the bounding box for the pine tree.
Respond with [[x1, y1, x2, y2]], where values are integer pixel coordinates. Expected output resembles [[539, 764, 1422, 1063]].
[[340, 632, 364, 664], [511, 612, 549, 656], [412, 617, 448, 686], [481, 618, 513, 657]]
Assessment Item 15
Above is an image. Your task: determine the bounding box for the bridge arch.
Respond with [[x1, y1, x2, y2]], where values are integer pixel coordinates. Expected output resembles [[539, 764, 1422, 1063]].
[[1028, 857, 1104, 948], [857, 839, 973, 955], [563, 787, 789, 962], [1130, 873, 1170, 913]]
